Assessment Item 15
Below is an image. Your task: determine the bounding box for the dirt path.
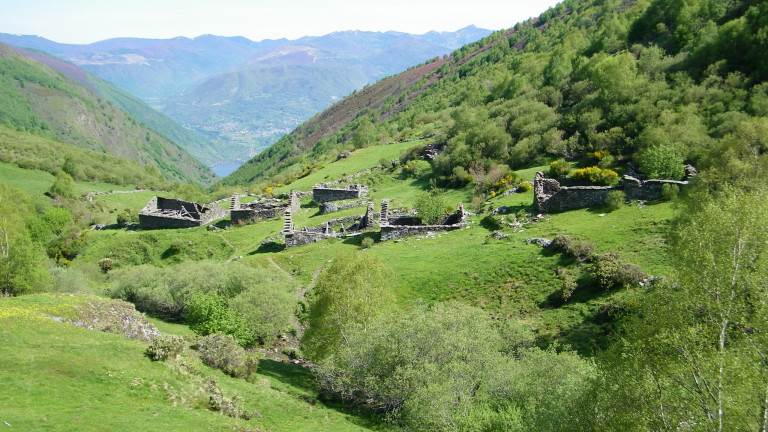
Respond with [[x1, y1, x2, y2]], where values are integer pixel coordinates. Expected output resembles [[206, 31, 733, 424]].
[[266, 257, 326, 341], [267, 256, 293, 280]]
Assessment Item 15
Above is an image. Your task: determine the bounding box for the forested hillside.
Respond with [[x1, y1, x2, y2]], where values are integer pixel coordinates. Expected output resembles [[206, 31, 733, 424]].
[[228, 0, 768, 192], [0, 43, 217, 184]]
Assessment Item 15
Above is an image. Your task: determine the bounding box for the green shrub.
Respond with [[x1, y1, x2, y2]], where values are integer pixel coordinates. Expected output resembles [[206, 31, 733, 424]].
[[571, 166, 619, 185], [146, 334, 186, 361], [550, 234, 573, 253], [661, 183, 680, 200], [517, 181, 533, 192], [605, 190, 626, 211], [590, 252, 646, 290], [451, 166, 473, 187], [637, 145, 685, 180], [167, 239, 185, 254], [98, 258, 114, 273], [414, 189, 446, 225], [185, 292, 254, 346], [49, 170, 76, 198], [549, 159, 571, 177], [551, 269, 576, 305], [597, 154, 616, 169], [551, 234, 594, 261], [195, 333, 259, 380], [481, 214, 502, 231], [569, 240, 596, 261], [116, 208, 138, 224], [361, 237, 374, 249], [203, 377, 257, 419]]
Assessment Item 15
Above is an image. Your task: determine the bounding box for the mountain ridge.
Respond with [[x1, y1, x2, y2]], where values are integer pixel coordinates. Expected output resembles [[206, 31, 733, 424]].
[[0, 27, 493, 165], [0, 43, 216, 184]]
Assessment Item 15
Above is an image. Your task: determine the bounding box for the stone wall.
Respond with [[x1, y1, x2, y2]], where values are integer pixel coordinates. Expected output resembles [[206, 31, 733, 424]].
[[319, 200, 365, 214], [282, 199, 375, 247], [380, 223, 464, 241], [231, 190, 300, 224], [138, 196, 229, 229], [534, 172, 689, 213], [284, 231, 331, 248], [622, 177, 688, 201], [380, 202, 466, 241], [312, 184, 368, 203]]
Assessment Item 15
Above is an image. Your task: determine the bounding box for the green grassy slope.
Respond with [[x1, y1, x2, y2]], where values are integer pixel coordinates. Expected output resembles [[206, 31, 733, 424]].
[[0, 294, 385, 432], [74, 142, 676, 354], [0, 43, 216, 185], [0, 126, 169, 189], [0, 162, 139, 197], [225, 0, 768, 195]]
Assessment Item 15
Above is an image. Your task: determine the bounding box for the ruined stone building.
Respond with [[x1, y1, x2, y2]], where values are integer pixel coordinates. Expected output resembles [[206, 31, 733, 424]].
[[230, 191, 300, 224], [138, 196, 229, 229], [282, 200, 377, 247], [312, 184, 368, 204], [380, 200, 467, 241], [533, 172, 688, 213]]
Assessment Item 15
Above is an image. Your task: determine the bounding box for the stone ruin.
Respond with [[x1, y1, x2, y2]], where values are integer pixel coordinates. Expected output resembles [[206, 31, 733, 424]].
[[282, 200, 377, 247], [319, 199, 366, 214], [138, 196, 229, 229], [379, 200, 467, 241], [533, 172, 689, 213], [312, 184, 368, 204], [230, 190, 300, 224]]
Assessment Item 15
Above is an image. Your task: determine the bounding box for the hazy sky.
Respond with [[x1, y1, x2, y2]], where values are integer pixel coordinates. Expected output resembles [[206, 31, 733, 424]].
[[0, 0, 562, 44]]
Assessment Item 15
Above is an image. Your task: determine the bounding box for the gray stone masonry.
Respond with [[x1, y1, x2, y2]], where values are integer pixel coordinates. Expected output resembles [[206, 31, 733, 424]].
[[319, 199, 365, 214], [362, 201, 375, 229], [312, 184, 368, 203], [282, 199, 376, 247], [139, 196, 228, 229], [380, 199, 390, 226], [380, 201, 467, 241], [231, 190, 300, 224], [533, 172, 689, 213]]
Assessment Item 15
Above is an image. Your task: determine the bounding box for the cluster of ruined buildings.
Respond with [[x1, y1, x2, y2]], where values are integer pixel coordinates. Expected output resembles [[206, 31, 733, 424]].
[[137, 170, 689, 246], [138, 184, 467, 247]]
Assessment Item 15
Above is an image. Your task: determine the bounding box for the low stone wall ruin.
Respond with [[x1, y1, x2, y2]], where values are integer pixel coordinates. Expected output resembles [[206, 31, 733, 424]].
[[533, 172, 688, 213], [319, 199, 365, 214], [282, 199, 377, 247], [379, 202, 466, 241], [380, 223, 464, 241], [230, 191, 300, 224], [312, 184, 368, 203], [138, 196, 228, 229]]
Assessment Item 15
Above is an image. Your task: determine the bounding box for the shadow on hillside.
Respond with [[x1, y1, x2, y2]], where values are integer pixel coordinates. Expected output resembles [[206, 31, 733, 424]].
[[212, 218, 231, 229], [536, 245, 578, 268], [248, 241, 285, 255], [258, 359, 316, 393], [258, 358, 389, 428], [341, 232, 378, 246]]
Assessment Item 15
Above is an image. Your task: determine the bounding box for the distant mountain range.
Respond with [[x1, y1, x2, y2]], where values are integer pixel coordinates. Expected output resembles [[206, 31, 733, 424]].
[[0, 27, 492, 166]]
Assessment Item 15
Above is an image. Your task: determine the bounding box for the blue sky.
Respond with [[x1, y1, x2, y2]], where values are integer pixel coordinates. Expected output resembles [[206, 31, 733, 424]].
[[0, 0, 561, 44]]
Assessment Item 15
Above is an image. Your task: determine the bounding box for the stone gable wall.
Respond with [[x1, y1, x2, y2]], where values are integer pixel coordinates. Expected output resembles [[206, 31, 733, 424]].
[[312, 184, 368, 203]]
